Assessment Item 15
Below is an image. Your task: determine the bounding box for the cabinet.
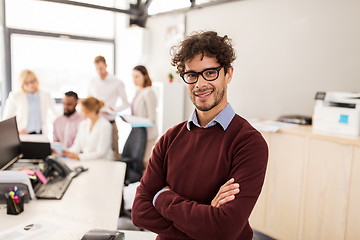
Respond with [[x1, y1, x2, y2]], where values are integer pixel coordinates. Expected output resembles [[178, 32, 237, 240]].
[[346, 146, 360, 239], [264, 133, 307, 240], [250, 126, 360, 240], [302, 139, 352, 240]]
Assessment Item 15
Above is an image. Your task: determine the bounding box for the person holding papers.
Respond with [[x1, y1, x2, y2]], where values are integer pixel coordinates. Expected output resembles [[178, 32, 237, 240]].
[[2, 69, 57, 135], [63, 97, 113, 161], [131, 65, 158, 168], [88, 56, 130, 160]]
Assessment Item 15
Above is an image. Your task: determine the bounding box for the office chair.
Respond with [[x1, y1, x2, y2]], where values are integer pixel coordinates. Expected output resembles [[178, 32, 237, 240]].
[[118, 127, 147, 186], [117, 127, 147, 230]]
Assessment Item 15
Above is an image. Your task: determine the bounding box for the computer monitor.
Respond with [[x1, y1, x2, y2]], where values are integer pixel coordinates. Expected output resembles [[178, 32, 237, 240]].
[[0, 117, 22, 170]]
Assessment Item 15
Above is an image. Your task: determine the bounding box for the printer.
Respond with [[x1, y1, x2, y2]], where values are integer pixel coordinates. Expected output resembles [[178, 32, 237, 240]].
[[313, 91, 360, 136]]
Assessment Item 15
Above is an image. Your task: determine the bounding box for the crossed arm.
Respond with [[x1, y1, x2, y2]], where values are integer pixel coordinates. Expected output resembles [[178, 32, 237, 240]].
[[161, 178, 239, 208], [132, 175, 241, 239], [133, 157, 267, 237]]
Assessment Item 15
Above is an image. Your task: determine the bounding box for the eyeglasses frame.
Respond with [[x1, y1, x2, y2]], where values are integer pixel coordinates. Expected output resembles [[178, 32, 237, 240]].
[[180, 66, 226, 84]]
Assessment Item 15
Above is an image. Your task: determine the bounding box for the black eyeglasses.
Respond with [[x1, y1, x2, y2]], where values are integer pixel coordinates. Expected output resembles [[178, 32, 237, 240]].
[[180, 66, 224, 84]]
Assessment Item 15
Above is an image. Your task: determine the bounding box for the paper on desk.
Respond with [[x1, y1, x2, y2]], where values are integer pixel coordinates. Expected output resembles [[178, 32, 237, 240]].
[[119, 115, 154, 128], [0, 219, 60, 240], [248, 119, 296, 132]]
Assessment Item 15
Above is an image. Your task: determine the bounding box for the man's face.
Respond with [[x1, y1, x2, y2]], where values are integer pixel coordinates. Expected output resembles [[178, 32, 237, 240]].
[[95, 62, 107, 79], [184, 54, 233, 112], [62, 96, 77, 117]]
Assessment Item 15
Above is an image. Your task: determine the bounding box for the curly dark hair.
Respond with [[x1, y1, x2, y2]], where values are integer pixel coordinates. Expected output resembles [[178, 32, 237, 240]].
[[171, 31, 236, 74]]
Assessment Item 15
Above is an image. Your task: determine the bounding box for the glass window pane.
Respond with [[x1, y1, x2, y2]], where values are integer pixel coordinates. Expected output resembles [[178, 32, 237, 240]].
[[5, 0, 114, 38], [148, 0, 191, 15], [11, 34, 114, 99]]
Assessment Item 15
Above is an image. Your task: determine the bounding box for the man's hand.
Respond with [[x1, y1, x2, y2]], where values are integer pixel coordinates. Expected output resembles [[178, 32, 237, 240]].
[[211, 178, 240, 208]]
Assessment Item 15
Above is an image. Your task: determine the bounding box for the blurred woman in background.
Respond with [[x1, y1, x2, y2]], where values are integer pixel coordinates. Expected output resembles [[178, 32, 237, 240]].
[[131, 65, 158, 168], [63, 96, 113, 161], [2, 69, 57, 135]]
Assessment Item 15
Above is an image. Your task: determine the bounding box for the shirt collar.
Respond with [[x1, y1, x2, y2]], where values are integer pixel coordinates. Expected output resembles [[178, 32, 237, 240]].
[[186, 103, 235, 131]]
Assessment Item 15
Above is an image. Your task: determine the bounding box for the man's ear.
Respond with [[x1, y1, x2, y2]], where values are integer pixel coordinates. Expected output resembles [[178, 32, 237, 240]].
[[225, 67, 234, 84]]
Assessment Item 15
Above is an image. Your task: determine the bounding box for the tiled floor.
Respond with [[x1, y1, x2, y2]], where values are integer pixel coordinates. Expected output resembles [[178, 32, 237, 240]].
[[253, 230, 276, 240]]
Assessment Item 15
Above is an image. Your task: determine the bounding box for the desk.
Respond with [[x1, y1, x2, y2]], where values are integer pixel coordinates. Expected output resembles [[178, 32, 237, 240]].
[[0, 159, 157, 240]]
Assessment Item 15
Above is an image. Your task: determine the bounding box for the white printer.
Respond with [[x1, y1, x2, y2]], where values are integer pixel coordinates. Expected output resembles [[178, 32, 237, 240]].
[[313, 91, 360, 136]]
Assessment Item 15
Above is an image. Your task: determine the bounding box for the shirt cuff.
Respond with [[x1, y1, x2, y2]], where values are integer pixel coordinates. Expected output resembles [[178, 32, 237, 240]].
[[152, 189, 170, 206]]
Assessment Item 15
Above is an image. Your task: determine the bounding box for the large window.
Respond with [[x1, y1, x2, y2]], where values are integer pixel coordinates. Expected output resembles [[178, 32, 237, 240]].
[[5, 0, 115, 38], [4, 0, 118, 99], [11, 34, 114, 98]]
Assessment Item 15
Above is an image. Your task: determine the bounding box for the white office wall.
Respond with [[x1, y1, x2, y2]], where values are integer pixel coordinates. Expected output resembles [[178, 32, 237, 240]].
[[145, 0, 360, 119]]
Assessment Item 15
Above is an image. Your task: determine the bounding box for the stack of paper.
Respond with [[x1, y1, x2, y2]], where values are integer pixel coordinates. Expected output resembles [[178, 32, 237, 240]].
[[119, 115, 154, 128]]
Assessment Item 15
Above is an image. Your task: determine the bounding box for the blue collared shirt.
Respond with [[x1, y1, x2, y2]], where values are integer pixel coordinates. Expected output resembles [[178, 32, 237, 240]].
[[186, 103, 236, 131], [26, 91, 42, 133]]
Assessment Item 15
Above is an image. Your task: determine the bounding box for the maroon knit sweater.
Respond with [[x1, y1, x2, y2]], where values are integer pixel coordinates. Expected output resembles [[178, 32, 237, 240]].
[[132, 114, 268, 240]]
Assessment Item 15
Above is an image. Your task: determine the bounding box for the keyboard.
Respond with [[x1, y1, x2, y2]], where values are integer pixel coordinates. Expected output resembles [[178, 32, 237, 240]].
[[34, 175, 73, 199]]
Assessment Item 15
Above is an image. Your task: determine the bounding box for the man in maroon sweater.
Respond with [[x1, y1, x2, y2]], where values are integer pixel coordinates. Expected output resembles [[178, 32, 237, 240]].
[[132, 31, 268, 240]]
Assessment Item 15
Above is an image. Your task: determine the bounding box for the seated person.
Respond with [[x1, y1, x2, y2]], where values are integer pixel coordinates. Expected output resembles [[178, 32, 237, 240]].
[[53, 91, 82, 149], [63, 97, 113, 161]]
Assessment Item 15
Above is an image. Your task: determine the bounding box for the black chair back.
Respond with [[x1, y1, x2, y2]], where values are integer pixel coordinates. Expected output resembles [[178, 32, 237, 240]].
[[120, 127, 147, 184]]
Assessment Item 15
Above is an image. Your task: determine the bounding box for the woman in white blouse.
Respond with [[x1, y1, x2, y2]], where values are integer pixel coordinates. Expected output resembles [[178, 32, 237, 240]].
[[63, 97, 113, 161], [2, 69, 57, 135], [131, 65, 158, 168]]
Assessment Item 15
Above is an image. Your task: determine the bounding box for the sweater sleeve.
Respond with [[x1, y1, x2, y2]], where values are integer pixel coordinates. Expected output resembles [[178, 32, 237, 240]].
[[153, 132, 268, 240], [132, 135, 190, 239]]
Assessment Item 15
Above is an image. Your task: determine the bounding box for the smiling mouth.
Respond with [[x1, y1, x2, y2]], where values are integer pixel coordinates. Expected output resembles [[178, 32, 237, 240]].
[[194, 89, 214, 98]]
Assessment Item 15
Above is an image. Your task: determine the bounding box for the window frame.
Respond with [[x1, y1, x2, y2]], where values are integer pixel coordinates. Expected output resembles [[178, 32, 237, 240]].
[[2, 0, 117, 104]]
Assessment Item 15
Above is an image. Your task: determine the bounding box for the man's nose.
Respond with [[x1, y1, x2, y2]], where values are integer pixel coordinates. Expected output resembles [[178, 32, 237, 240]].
[[195, 74, 208, 88]]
